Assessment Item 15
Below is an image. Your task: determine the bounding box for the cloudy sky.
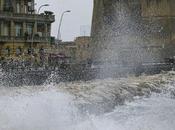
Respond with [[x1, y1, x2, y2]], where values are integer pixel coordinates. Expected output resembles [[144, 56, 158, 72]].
[[36, 0, 93, 41]]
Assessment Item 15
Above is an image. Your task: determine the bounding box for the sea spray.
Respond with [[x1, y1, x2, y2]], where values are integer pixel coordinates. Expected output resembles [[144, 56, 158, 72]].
[[0, 72, 175, 130]]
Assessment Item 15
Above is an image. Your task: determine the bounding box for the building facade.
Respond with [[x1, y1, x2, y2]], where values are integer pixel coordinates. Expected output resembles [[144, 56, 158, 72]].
[[0, 0, 55, 62], [52, 42, 77, 64], [75, 36, 91, 64], [48, 36, 91, 65]]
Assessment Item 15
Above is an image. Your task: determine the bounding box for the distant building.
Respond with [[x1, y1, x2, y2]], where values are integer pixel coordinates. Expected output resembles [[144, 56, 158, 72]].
[[54, 42, 77, 64], [75, 36, 91, 64], [0, 0, 55, 62], [49, 36, 91, 65]]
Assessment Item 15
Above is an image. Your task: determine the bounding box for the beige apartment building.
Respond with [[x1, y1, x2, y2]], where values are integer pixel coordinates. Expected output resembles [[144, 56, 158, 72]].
[[0, 0, 55, 61], [75, 36, 91, 64], [49, 36, 91, 65]]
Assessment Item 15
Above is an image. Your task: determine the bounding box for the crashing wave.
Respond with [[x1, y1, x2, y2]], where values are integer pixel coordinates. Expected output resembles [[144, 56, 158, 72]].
[[53, 71, 175, 114], [0, 71, 175, 115]]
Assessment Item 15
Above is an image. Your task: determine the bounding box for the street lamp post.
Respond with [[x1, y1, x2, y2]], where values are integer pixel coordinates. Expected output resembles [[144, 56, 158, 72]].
[[37, 4, 49, 14], [57, 10, 71, 43]]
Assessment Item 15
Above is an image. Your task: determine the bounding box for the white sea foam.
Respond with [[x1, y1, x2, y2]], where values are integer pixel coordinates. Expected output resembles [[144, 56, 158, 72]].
[[0, 72, 175, 130]]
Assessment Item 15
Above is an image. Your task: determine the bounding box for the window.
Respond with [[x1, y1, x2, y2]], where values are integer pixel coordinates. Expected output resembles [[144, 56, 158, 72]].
[[24, 5, 27, 13], [4, 22, 10, 36], [16, 2, 20, 13], [28, 2, 34, 13], [37, 23, 45, 37], [26, 23, 34, 35], [15, 23, 22, 37], [47, 24, 51, 36], [3, 0, 13, 12]]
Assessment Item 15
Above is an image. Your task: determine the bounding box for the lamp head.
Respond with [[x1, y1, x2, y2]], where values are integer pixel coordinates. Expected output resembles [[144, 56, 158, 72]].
[[66, 10, 71, 13], [43, 4, 49, 6]]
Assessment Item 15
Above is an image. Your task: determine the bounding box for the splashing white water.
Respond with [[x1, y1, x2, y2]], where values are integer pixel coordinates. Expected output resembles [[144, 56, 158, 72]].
[[0, 72, 175, 130], [0, 90, 78, 130], [74, 94, 175, 130]]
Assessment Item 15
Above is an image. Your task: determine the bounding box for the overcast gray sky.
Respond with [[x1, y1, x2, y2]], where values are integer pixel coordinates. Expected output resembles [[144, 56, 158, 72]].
[[36, 0, 93, 41]]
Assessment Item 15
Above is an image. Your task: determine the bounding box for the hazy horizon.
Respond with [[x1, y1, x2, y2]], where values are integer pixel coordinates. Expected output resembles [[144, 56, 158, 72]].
[[36, 0, 93, 41]]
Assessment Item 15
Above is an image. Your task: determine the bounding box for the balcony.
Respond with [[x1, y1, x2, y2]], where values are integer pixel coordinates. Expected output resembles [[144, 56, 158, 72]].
[[26, 36, 53, 43], [0, 36, 53, 43], [0, 12, 55, 23]]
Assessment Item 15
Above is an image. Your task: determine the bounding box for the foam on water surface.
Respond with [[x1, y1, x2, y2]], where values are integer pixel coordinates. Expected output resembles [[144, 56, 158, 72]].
[[0, 72, 175, 130]]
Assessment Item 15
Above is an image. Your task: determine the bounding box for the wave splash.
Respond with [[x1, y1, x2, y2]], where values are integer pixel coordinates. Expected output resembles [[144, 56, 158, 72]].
[[0, 72, 175, 130]]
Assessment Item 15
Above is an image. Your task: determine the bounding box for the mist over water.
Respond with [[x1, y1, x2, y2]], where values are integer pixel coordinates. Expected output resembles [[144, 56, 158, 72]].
[[0, 72, 175, 130], [93, 1, 165, 79]]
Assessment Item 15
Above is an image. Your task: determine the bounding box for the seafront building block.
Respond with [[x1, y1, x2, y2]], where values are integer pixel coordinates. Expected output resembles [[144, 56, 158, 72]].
[[0, 0, 55, 61]]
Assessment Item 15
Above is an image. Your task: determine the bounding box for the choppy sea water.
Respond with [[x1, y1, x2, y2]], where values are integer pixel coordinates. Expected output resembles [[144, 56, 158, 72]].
[[0, 72, 175, 130]]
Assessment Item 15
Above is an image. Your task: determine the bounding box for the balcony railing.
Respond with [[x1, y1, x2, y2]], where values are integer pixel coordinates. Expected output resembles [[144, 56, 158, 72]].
[[0, 36, 54, 43], [26, 36, 51, 43], [0, 12, 55, 22]]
